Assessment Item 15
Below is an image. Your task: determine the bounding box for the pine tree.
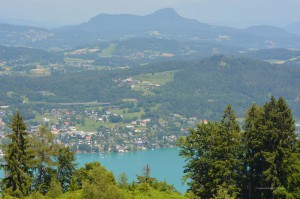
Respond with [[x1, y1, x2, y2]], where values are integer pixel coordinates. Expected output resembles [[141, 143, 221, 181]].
[[261, 97, 299, 198], [46, 177, 63, 198], [144, 164, 151, 181], [2, 111, 34, 198], [212, 105, 242, 197], [243, 97, 300, 198], [56, 146, 76, 192], [180, 97, 300, 198], [31, 125, 57, 194], [243, 104, 264, 198], [178, 121, 217, 198], [179, 105, 242, 198]]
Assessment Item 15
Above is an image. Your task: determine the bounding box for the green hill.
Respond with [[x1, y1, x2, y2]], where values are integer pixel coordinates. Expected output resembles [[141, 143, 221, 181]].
[[1, 55, 300, 119], [154, 55, 300, 118]]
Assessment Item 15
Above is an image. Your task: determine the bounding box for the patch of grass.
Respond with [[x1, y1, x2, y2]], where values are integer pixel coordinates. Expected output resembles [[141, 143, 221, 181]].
[[21, 96, 30, 103], [150, 104, 161, 111], [132, 87, 155, 96], [64, 58, 94, 64], [124, 109, 145, 119], [265, 59, 286, 64], [134, 70, 176, 85], [6, 91, 14, 97], [34, 114, 58, 123], [110, 108, 145, 119], [99, 44, 116, 58], [132, 71, 177, 95], [90, 65, 112, 70], [30, 66, 51, 76], [122, 98, 138, 102], [76, 118, 123, 131], [76, 118, 100, 131]]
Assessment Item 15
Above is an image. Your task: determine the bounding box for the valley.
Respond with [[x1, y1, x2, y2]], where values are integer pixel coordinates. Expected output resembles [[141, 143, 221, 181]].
[[1, 8, 300, 155], [1, 5, 300, 198]]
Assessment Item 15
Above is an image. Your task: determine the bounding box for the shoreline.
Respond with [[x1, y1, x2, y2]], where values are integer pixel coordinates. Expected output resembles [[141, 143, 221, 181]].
[[74, 146, 179, 155]]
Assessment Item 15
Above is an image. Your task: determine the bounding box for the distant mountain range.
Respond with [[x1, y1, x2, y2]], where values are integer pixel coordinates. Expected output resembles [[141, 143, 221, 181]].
[[56, 8, 208, 33], [284, 22, 300, 35], [1, 8, 300, 50]]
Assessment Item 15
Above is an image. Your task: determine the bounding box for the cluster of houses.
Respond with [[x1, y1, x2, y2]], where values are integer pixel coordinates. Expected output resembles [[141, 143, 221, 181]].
[[1, 103, 300, 155], [55, 108, 204, 153], [116, 77, 160, 92], [0, 105, 216, 154], [123, 50, 175, 60]]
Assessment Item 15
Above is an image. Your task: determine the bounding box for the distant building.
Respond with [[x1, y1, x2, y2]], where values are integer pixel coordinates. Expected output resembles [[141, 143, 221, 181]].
[[201, 119, 209, 124], [0, 106, 9, 109], [85, 135, 91, 144], [140, 119, 151, 127]]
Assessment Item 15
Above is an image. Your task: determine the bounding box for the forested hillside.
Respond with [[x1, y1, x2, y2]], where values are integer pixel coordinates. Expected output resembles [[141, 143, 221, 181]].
[[156, 56, 300, 118], [0, 45, 63, 64], [1, 55, 300, 120]]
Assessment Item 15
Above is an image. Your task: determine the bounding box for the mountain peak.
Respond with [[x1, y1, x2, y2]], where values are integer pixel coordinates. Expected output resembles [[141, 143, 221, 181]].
[[148, 8, 180, 18]]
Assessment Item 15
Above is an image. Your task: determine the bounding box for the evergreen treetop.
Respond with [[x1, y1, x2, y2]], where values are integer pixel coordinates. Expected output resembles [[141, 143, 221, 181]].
[[2, 111, 34, 198]]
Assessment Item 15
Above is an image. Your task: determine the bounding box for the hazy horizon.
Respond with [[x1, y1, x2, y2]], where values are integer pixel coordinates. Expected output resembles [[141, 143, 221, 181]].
[[1, 0, 300, 29]]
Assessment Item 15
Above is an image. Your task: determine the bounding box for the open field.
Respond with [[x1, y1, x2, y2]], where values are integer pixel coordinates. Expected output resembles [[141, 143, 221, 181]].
[[64, 58, 94, 63], [76, 118, 101, 131], [110, 107, 145, 119], [30, 67, 51, 76], [34, 114, 59, 123], [132, 70, 177, 95], [98, 44, 116, 58], [76, 118, 123, 131], [134, 70, 176, 85]]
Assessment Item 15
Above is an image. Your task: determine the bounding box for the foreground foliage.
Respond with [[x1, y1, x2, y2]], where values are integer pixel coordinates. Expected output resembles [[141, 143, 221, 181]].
[[179, 96, 300, 198], [2, 161, 186, 199], [2, 111, 34, 198], [1, 112, 77, 198], [0, 112, 186, 198]]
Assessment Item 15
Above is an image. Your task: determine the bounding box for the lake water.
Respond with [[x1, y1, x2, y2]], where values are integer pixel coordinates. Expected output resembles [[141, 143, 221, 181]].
[[0, 148, 188, 193], [76, 148, 187, 193]]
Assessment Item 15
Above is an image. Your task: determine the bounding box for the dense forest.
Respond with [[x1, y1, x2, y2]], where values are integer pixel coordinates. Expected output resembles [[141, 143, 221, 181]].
[[0, 45, 64, 64], [156, 56, 300, 118], [1, 55, 300, 120]]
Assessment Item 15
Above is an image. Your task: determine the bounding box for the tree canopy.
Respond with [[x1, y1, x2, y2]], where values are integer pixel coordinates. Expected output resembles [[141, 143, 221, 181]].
[[179, 97, 300, 198], [2, 111, 34, 198]]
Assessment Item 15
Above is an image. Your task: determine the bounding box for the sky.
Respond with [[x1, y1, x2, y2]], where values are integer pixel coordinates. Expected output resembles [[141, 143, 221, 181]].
[[0, 0, 300, 28]]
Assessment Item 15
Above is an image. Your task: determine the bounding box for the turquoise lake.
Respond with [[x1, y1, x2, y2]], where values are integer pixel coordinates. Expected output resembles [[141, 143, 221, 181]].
[[76, 148, 187, 193], [0, 148, 188, 193]]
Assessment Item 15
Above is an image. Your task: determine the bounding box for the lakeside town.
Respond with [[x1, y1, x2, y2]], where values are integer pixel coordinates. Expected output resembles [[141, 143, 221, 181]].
[[1, 103, 300, 156], [0, 104, 207, 154]]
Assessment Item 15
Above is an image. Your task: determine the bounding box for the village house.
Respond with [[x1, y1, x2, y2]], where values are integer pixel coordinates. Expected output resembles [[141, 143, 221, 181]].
[[140, 119, 151, 127]]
